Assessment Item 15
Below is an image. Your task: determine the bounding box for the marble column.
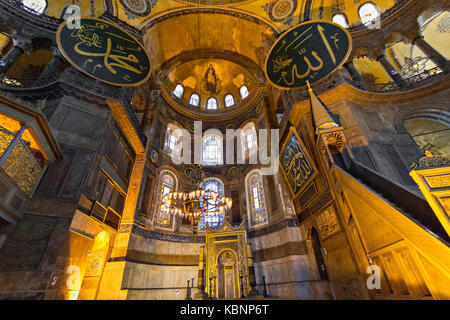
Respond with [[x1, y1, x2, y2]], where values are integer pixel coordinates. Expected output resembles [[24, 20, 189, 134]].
[[377, 54, 405, 86], [195, 245, 208, 299], [0, 38, 29, 77], [246, 243, 258, 296], [344, 61, 363, 82], [412, 36, 447, 69], [34, 49, 64, 85]]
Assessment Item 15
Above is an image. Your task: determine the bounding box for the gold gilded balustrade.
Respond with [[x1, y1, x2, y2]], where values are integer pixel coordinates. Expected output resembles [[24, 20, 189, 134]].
[[0, 128, 42, 195]]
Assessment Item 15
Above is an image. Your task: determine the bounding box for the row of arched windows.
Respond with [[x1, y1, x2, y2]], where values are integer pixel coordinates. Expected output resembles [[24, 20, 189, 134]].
[[172, 84, 249, 109], [152, 169, 268, 230], [164, 122, 258, 166], [332, 2, 381, 28]]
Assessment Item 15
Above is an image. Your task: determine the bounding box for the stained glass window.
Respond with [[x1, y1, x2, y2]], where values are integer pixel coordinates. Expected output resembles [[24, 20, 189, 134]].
[[173, 84, 184, 99], [202, 135, 222, 165], [224, 94, 235, 107], [199, 178, 225, 231], [246, 171, 267, 226], [153, 170, 177, 229]]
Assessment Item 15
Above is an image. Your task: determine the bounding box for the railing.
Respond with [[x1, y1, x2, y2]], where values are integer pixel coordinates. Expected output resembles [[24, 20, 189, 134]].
[[348, 65, 447, 93], [0, 0, 63, 31], [348, 0, 412, 32], [0, 126, 42, 195]]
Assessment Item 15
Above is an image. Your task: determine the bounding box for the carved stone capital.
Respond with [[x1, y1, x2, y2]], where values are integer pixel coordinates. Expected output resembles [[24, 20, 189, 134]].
[[12, 37, 31, 51]]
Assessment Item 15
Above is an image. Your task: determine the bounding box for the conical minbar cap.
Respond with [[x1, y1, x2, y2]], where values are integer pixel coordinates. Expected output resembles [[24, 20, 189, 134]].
[[307, 81, 339, 132]]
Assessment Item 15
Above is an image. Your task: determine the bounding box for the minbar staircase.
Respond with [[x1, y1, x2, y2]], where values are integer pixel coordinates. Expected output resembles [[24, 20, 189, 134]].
[[344, 160, 450, 244]]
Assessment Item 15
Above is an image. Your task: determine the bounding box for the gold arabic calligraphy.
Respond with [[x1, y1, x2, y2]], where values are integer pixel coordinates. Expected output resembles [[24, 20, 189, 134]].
[[70, 23, 147, 81], [272, 24, 341, 86], [282, 135, 314, 193]]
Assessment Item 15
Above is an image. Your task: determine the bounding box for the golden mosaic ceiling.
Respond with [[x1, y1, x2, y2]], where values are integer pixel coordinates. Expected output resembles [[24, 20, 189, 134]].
[[44, 0, 397, 31], [163, 58, 259, 109], [41, 0, 397, 112]]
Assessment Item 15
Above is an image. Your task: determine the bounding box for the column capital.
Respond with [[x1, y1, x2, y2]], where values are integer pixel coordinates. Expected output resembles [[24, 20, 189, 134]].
[[12, 37, 30, 51], [401, 25, 422, 44], [368, 47, 386, 61]]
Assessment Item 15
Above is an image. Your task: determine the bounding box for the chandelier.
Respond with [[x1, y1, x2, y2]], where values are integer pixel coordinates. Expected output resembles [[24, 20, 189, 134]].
[[159, 164, 232, 234]]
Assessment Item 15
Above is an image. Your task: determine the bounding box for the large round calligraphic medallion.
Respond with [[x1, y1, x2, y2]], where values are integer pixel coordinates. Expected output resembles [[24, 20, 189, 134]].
[[265, 20, 352, 89], [56, 18, 151, 86], [269, 0, 297, 22], [119, 0, 152, 16]]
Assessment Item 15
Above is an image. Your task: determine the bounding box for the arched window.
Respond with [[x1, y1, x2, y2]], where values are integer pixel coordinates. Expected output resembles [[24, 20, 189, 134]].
[[206, 97, 218, 110], [359, 2, 381, 26], [239, 85, 249, 99], [241, 122, 258, 156], [202, 133, 223, 165], [245, 170, 268, 226], [199, 178, 225, 231], [164, 123, 183, 159], [332, 13, 349, 28], [189, 93, 200, 107], [22, 0, 47, 14], [153, 170, 177, 229], [172, 84, 184, 99], [224, 94, 235, 107]]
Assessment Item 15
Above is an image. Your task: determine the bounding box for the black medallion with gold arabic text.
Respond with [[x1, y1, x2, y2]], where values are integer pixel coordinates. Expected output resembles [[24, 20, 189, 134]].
[[265, 20, 352, 89], [56, 18, 150, 87]]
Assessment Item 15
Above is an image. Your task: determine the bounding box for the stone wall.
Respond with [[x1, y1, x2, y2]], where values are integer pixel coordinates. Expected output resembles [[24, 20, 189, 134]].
[[121, 231, 203, 300]]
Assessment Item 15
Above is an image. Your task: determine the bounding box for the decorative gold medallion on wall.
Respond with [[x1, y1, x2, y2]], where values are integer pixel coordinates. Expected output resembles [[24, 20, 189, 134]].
[[228, 167, 238, 177], [185, 167, 195, 178], [150, 150, 158, 163], [119, 0, 152, 16], [269, 0, 298, 22]]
